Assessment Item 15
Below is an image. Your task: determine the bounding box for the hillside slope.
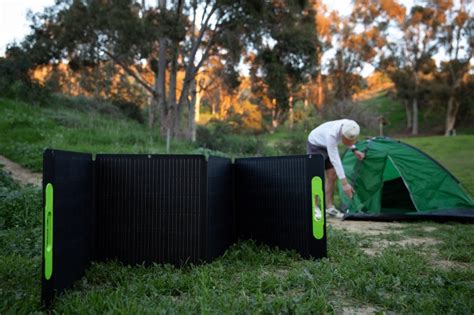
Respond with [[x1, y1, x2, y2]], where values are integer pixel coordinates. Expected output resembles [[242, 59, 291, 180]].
[[0, 97, 196, 172]]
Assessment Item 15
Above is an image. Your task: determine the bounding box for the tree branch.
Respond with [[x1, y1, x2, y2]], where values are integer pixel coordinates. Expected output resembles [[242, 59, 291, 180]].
[[194, 15, 234, 74], [102, 50, 155, 96], [200, 0, 211, 29]]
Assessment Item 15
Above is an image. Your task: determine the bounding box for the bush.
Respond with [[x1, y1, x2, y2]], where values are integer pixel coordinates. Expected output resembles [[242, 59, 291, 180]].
[[280, 129, 307, 155], [196, 120, 260, 155], [322, 98, 378, 131], [192, 147, 229, 158], [112, 99, 145, 123], [52, 94, 122, 117], [0, 46, 51, 105], [196, 120, 231, 151]]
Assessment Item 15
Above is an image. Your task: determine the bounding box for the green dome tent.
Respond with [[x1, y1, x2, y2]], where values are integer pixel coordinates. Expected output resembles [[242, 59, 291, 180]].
[[339, 137, 474, 221]]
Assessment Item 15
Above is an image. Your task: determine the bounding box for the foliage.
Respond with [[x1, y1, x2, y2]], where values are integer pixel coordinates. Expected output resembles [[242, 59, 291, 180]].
[[196, 120, 260, 156], [0, 45, 51, 105], [322, 98, 378, 131], [112, 99, 145, 123], [250, 1, 318, 125], [22, 0, 320, 139]]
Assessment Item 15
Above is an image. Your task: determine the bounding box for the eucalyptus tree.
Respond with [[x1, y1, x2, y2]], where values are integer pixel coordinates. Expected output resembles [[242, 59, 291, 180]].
[[250, 1, 318, 129], [383, 3, 448, 135], [24, 0, 267, 140], [436, 0, 473, 135], [325, 0, 404, 104]]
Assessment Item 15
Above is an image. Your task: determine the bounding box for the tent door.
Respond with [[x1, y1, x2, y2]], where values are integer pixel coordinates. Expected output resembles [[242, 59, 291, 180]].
[[381, 157, 416, 213]]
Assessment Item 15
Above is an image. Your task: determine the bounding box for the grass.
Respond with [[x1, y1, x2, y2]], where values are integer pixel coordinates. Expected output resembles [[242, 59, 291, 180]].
[[0, 95, 473, 313], [361, 91, 474, 136], [360, 91, 406, 135], [0, 97, 197, 172], [1, 163, 473, 313]]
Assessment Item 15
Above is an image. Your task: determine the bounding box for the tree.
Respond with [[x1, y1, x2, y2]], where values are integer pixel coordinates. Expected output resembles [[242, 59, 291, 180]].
[[24, 0, 270, 140], [311, 0, 339, 109], [326, 0, 404, 103], [0, 44, 50, 104], [383, 4, 447, 135], [436, 0, 474, 135], [250, 1, 318, 129]]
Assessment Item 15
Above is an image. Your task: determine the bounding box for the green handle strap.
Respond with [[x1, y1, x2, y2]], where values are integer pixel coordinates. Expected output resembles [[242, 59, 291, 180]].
[[44, 183, 53, 280], [311, 176, 324, 239]]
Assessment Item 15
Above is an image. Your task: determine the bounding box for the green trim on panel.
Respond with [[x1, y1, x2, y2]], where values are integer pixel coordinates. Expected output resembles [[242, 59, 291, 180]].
[[44, 183, 53, 280], [311, 176, 325, 239]]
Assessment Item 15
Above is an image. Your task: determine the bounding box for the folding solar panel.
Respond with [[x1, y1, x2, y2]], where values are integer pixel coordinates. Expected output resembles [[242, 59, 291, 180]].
[[41, 149, 326, 306]]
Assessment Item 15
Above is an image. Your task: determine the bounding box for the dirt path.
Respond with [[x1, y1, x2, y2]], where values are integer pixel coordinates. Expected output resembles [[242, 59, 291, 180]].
[[0, 155, 42, 186]]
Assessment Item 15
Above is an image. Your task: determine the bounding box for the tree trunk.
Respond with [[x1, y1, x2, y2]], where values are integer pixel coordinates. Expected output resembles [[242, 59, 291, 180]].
[[445, 95, 459, 136], [152, 58, 166, 130], [169, 1, 184, 138], [188, 78, 197, 141], [154, 0, 168, 131], [168, 46, 178, 138], [412, 97, 418, 135], [176, 75, 194, 135], [289, 95, 294, 130], [304, 87, 309, 109], [195, 83, 201, 123], [405, 100, 412, 130], [212, 90, 220, 116], [149, 96, 159, 131], [317, 72, 323, 109], [271, 99, 279, 128], [411, 72, 419, 135]]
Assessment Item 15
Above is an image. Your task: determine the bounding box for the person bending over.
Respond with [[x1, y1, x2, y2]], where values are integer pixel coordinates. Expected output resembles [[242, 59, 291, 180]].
[[307, 119, 365, 218]]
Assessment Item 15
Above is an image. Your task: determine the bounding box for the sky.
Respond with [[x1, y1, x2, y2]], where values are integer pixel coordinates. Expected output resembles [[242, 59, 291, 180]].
[[0, 0, 52, 54]]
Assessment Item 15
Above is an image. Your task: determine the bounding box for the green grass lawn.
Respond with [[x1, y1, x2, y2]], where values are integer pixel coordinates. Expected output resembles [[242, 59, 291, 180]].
[[1, 163, 473, 314], [1, 96, 473, 313]]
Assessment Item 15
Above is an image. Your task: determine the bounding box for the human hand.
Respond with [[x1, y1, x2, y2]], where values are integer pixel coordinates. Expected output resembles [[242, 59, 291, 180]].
[[354, 150, 365, 161], [342, 182, 354, 199]]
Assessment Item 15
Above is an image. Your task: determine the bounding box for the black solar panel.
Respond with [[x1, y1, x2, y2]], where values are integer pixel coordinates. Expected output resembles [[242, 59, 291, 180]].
[[42, 150, 326, 306], [235, 155, 326, 259], [95, 154, 208, 265], [41, 149, 94, 307]]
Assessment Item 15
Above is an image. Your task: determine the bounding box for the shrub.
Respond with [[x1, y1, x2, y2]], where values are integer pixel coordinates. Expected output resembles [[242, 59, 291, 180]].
[[0, 46, 51, 105], [322, 98, 378, 130], [196, 120, 260, 155], [112, 99, 145, 123], [51, 94, 123, 118]]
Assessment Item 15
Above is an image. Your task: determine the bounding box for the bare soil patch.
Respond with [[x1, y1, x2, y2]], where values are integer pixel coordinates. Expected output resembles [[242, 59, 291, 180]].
[[327, 217, 440, 256], [0, 155, 41, 186], [327, 217, 405, 236], [362, 237, 440, 256]]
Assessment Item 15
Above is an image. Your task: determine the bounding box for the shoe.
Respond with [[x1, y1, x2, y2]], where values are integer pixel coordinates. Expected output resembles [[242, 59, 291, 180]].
[[327, 206, 344, 219]]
